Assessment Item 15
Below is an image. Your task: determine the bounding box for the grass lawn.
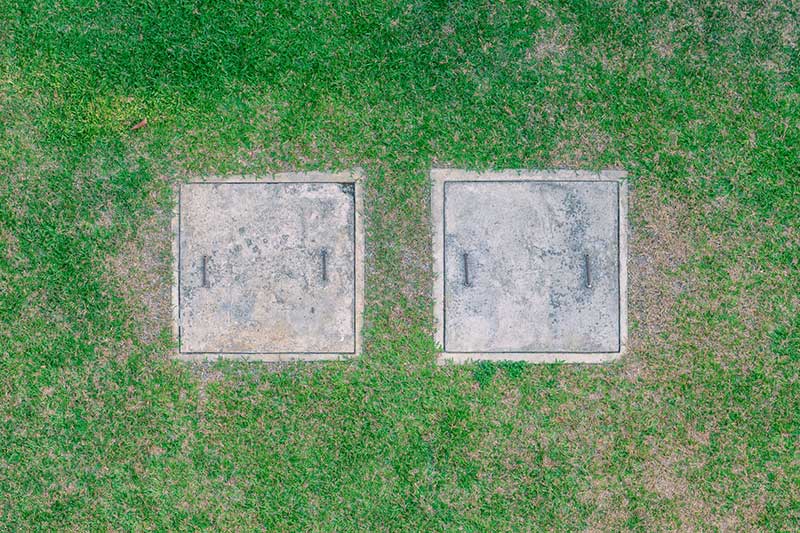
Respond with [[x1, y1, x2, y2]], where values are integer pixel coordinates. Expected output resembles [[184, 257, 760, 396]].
[[1, 0, 798, 530]]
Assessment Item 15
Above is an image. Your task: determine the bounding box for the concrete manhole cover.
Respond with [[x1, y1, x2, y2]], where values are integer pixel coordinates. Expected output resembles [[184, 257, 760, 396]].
[[172, 171, 364, 361], [432, 169, 628, 363]]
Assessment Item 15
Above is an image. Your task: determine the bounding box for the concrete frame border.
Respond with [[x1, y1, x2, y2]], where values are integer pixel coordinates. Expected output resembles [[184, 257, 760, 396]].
[[431, 168, 628, 364], [171, 170, 365, 362]]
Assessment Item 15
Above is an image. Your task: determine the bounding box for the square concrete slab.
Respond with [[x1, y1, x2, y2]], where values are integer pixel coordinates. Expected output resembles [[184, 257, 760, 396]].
[[432, 169, 628, 363], [172, 171, 364, 361]]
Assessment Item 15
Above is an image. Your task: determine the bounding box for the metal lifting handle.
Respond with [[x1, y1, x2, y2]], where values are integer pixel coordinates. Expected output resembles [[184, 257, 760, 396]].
[[584, 253, 592, 288], [201, 255, 209, 288], [462, 252, 471, 287], [321, 249, 328, 283]]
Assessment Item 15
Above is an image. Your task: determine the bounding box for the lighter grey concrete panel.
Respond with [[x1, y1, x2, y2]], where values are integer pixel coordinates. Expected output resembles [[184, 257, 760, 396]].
[[432, 169, 628, 363], [178, 181, 356, 355], [444, 180, 619, 353]]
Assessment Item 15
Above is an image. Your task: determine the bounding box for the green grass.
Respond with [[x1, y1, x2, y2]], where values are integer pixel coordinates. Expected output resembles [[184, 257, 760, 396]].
[[1, 0, 799, 530]]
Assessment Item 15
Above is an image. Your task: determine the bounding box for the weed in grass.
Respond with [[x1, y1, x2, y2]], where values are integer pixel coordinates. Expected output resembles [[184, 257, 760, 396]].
[[472, 361, 497, 388]]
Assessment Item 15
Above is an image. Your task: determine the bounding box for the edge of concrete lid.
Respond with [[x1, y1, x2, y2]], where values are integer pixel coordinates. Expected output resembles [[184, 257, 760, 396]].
[[187, 168, 365, 183], [170, 170, 365, 362], [430, 167, 628, 181], [431, 168, 629, 365]]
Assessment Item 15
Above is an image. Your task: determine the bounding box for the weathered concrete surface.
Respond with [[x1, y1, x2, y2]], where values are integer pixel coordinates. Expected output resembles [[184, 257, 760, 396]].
[[443, 180, 620, 353], [179, 182, 355, 354]]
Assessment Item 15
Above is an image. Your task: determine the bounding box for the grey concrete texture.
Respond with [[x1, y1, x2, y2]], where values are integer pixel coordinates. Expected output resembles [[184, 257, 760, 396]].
[[178, 182, 356, 354], [443, 180, 620, 353]]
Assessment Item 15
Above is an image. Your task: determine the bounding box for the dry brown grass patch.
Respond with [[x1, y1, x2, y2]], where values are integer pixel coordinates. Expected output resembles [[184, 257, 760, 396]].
[[104, 183, 172, 346], [528, 24, 574, 64], [625, 183, 695, 381]]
